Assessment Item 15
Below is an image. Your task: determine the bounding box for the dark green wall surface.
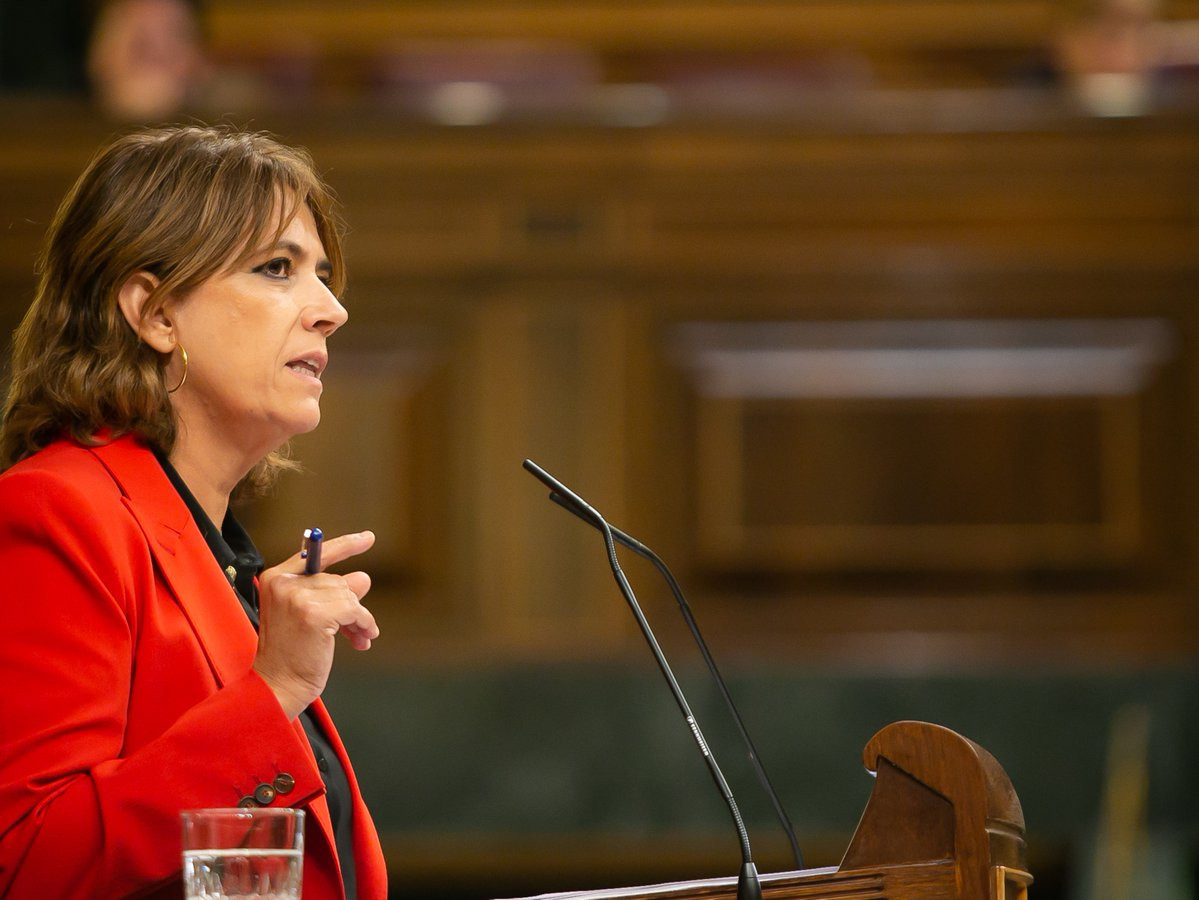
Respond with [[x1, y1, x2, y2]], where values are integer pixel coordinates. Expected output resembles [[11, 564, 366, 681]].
[[324, 663, 1199, 843]]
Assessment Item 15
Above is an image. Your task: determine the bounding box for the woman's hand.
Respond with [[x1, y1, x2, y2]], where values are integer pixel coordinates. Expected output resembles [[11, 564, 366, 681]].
[[252, 530, 379, 720]]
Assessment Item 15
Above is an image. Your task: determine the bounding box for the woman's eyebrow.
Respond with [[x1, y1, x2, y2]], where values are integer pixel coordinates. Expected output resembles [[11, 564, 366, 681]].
[[260, 239, 332, 272], [268, 239, 304, 257]]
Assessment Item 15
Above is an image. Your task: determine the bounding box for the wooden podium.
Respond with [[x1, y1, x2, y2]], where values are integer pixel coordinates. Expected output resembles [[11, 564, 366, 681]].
[[500, 720, 1033, 900]]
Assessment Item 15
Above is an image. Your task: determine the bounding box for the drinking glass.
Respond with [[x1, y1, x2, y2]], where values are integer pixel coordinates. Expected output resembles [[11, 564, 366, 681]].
[[181, 807, 304, 900]]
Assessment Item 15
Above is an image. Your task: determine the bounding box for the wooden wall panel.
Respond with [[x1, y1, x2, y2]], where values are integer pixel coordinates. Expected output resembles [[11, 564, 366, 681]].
[[205, 1, 1061, 55], [1, 102, 1197, 667], [673, 319, 1175, 573]]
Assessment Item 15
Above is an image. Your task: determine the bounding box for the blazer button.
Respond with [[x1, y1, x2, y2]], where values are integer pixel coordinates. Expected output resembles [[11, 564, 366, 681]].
[[253, 783, 277, 805], [237, 796, 258, 808], [273, 773, 296, 795], [317, 755, 329, 774]]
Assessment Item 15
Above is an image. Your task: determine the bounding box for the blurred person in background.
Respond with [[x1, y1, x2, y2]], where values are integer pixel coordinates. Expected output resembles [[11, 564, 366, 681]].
[[0, 124, 387, 899], [1053, 0, 1199, 115], [87, 0, 209, 120], [1, 0, 208, 120], [1055, 0, 1164, 115]]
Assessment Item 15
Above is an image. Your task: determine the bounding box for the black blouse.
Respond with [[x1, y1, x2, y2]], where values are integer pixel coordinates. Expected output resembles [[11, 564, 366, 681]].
[[155, 453, 358, 899]]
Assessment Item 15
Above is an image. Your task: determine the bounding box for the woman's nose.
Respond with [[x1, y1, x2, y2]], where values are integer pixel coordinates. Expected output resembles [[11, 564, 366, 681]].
[[304, 279, 348, 336]]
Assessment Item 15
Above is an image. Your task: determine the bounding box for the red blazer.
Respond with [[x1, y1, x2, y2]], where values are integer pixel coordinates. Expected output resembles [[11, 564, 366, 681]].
[[0, 435, 387, 899]]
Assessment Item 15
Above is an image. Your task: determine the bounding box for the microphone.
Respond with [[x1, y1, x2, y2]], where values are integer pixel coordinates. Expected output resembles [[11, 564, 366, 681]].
[[543, 490, 804, 871], [523, 458, 764, 900]]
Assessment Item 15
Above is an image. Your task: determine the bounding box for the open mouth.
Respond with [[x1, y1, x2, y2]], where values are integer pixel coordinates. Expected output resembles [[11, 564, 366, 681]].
[[286, 358, 323, 379]]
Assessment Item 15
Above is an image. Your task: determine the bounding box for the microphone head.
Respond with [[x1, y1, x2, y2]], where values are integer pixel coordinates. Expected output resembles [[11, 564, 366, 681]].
[[522, 458, 558, 492], [522, 458, 601, 522]]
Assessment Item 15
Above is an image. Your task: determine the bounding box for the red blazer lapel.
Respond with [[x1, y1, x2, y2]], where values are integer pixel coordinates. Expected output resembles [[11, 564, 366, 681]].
[[309, 701, 389, 897], [88, 436, 259, 687]]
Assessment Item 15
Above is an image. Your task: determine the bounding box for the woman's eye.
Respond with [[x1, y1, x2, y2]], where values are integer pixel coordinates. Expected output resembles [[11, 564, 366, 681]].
[[256, 257, 292, 278]]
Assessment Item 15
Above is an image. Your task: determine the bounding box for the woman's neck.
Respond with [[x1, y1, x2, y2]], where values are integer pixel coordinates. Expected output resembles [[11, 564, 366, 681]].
[[167, 430, 258, 527]]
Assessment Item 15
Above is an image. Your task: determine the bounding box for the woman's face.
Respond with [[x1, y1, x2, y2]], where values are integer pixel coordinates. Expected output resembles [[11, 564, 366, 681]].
[[167, 201, 347, 460]]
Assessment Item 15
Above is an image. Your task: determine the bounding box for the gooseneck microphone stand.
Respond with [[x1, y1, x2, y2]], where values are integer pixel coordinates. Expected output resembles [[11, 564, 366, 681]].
[[523, 459, 763, 900], [544, 490, 803, 871]]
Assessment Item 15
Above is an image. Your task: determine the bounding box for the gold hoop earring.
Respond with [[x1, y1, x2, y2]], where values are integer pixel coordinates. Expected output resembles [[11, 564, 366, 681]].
[[167, 344, 188, 394]]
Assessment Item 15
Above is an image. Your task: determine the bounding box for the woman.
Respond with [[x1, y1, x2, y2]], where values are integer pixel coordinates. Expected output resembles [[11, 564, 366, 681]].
[[0, 125, 387, 899]]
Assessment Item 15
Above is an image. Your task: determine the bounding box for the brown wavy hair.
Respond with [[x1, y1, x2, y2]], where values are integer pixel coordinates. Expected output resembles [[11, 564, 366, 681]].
[[0, 124, 346, 491]]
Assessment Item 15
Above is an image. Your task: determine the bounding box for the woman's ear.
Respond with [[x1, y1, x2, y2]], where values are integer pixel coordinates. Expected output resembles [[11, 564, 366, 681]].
[[116, 270, 174, 353]]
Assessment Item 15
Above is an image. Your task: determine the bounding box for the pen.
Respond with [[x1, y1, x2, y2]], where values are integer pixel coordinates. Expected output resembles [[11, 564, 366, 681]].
[[301, 527, 323, 575]]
